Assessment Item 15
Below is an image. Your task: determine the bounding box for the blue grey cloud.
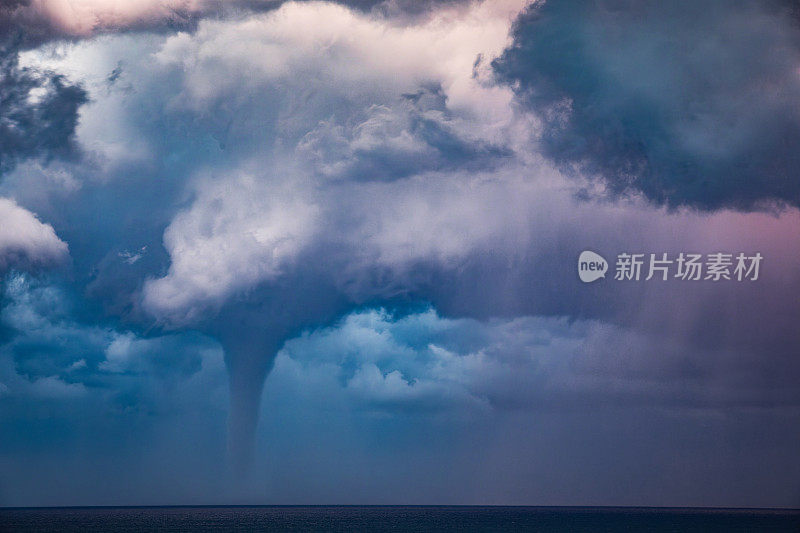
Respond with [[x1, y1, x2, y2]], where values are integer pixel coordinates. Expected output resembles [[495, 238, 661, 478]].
[[275, 303, 800, 415], [494, 0, 800, 209], [0, 40, 87, 177], [248, 306, 800, 506], [0, 272, 225, 400], [0, 272, 230, 506]]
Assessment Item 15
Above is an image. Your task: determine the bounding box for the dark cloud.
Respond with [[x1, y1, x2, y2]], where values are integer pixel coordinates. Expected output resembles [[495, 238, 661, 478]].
[[494, 0, 800, 210], [0, 273, 221, 392], [0, 1, 39, 44], [340, 0, 474, 20], [0, 40, 87, 176]]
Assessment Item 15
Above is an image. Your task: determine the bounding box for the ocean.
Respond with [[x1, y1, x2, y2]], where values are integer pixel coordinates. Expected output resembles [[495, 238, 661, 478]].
[[1, 506, 799, 532]]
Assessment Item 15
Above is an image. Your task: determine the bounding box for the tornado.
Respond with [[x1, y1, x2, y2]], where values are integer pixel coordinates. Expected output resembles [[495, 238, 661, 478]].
[[214, 319, 286, 475], [208, 277, 346, 475], [223, 346, 277, 474]]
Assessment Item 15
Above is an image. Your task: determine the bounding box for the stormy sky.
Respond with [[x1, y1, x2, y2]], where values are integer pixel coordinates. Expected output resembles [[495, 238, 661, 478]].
[[0, 0, 799, 507]]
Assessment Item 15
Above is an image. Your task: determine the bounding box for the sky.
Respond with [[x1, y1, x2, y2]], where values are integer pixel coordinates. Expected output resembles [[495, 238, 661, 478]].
[[0, 0, 799, 508]]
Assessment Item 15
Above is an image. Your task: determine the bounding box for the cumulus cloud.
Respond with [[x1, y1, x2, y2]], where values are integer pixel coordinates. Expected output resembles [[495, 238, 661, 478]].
[[494, 0, 800, 209], [133, 0, 528, 324], [143, 172, 320, 323], [0, 197, 67, 272], [275, 305, 800, 413], [150, 0, 522, 112], [276, 308, 580, 412]]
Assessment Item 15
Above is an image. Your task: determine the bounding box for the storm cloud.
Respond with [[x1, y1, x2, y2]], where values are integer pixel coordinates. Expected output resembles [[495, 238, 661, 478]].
[[1, 0, 799, 508], [494, 0, 800, 209]]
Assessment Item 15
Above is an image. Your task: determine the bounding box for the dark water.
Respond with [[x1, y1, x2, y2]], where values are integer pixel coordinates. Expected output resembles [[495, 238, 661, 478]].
[[1, 506, 799, 532]]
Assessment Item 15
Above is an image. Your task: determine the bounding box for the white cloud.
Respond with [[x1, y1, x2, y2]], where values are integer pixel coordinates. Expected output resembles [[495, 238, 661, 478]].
[[142, 171, 320, 323], [154, 0, 525, 115], [0, 197, 68, 273], [100, 332, 138, 373], [331, 167, 539, 271]]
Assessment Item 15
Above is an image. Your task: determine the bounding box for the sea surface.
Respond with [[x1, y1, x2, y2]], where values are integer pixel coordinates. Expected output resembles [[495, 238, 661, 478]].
[[1, 505, 799, 532]]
